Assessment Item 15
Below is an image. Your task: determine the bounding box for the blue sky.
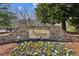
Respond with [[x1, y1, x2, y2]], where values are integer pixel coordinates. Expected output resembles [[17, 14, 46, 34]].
[[10, 3, 38, 19]]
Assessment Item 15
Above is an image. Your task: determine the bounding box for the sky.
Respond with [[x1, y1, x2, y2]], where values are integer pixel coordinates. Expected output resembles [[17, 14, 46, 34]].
[[9, 3, 38, 20]]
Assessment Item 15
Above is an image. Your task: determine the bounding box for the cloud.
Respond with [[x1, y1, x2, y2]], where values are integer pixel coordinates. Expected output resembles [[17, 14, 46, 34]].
[[33, 3, 38, 8], [18, 6, 22, 10]]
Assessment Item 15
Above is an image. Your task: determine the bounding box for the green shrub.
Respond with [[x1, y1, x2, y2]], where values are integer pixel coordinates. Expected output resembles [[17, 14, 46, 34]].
[[11, 41, 74, 56]]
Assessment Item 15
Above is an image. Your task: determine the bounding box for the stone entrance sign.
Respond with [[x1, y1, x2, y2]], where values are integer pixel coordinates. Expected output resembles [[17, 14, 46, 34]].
[[29, 29, 50, 39]]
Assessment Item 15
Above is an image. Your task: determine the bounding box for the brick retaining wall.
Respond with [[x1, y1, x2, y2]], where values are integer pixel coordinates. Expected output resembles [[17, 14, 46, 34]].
[[0, 24, 78, 43]]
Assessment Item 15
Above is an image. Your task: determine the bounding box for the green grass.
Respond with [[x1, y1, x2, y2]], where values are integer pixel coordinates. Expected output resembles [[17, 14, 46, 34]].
[[66, 22, 76, 32], [66, 25, 76, 32]]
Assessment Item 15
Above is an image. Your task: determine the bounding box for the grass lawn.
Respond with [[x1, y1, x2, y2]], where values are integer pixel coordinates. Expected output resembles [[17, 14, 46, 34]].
[[66, 22, 78, 32]]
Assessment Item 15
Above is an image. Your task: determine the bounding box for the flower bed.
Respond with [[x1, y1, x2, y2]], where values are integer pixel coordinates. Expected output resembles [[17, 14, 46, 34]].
[[11, 41, 74, 56]]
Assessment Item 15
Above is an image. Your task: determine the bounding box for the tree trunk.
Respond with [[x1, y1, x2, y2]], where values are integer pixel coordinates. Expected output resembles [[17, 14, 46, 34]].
[[61, 18, 66, 32]]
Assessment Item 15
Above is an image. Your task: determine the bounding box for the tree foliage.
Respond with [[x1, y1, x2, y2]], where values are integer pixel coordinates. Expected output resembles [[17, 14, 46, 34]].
[[0, 3, 14, 28], [35, 4, 66, 24], [67, 4, 79, 31]]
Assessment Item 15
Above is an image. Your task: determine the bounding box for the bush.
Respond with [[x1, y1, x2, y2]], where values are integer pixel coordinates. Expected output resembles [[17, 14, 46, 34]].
[[11, 41, 74, 56]]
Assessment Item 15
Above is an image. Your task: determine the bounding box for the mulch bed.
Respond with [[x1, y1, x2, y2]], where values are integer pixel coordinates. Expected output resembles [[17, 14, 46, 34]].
[[0, 43, 18, 56]]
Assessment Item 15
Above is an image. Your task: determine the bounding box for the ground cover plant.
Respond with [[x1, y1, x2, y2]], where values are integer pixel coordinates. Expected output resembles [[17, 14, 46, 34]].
[[11, 41, 74, 56]]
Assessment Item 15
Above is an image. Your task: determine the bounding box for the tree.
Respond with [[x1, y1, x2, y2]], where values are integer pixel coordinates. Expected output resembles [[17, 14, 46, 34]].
[[35, 3, 79, 31], [0, 3, 14, 28], [35, 3, 67, 31]]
